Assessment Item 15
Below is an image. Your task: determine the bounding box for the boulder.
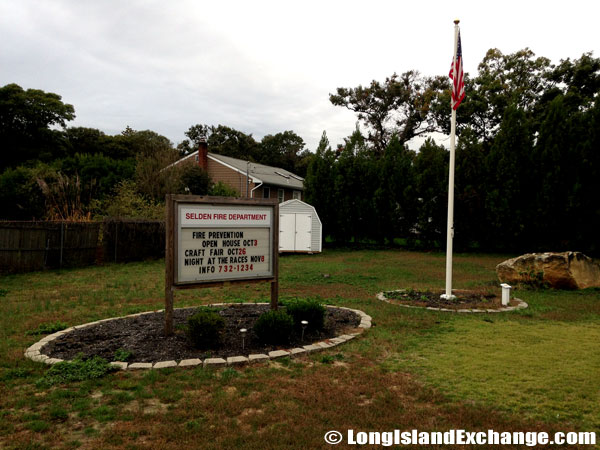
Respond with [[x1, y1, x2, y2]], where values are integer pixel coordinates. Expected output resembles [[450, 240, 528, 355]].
[[496, 252, 600, 289]]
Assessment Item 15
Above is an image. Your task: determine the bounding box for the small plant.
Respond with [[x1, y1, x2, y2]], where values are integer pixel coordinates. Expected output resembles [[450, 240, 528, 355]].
[[26, 321, 68, 336], [37, 355, 114, 387], [186, 309, 225, 349], [26, 420, 50, 433], [0, 288, 8, 297], [48, 405, 69, 422], [320, 353, 345, 364], [283, 298, 326, 331], [220, 368, 240, 382], [113, 348, 133, 362], [0, 367, 31, 381], [253, 310, 294, 345]]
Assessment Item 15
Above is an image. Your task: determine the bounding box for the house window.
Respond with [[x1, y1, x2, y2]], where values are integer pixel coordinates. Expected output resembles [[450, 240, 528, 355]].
[[263, 187, 270, 199], [278, 189, 284, 203], [293, 190, 301, 200]]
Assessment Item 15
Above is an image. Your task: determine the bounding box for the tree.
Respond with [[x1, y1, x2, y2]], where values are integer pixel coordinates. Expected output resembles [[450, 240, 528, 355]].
[[0, 166, 46, 220], [371, 136, 417, 244], [453, 127, 488, 250], [180, 165, 211, 195], [102, 180, 164, 220], [330, 71, 446, 154], [184, 124, 210, 147], [530, 95, 581, 250], [413, 139, 447, 247], [305, 132, 336, 239], [292, 149, 313, 179], [0, 83, 75, 167], [57, 153, 135, 201], [549, 52, 600, 110], [63, 127, 133, 160], [134, 151, 185, 202], [484, 106, 536, 251], [436, 49, 553, 145], [574, 98, 600, 253], [184, 124, 258, 161], [120, 129, 173, 158], [258, 131, 306, 173]]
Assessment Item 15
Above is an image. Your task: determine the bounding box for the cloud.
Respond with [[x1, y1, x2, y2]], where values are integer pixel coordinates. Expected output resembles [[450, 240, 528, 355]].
[[1, 0, 598, 151]]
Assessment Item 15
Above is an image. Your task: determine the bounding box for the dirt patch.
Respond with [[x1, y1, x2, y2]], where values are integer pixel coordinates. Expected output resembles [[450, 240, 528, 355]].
[[42, 304, 361, 363], [383, 289, 518, 310]]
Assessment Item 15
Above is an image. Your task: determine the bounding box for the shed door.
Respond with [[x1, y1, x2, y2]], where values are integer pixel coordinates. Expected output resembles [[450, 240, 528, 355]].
[[295, 214, 312, 251], [279, 214, 296, 251]]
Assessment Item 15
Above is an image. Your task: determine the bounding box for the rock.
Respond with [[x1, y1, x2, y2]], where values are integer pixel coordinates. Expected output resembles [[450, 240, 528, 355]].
[[496, 252, 600, 289]]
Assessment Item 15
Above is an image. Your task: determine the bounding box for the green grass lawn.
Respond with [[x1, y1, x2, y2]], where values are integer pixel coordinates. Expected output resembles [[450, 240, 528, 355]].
[[1, 249, 599, 449]]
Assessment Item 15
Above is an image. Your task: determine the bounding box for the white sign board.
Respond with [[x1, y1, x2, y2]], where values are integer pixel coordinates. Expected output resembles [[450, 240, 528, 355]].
[[176, 203, 274, 284]]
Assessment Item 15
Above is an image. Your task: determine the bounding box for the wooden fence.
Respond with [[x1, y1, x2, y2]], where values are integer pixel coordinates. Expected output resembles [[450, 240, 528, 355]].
[[0, 219, 166, 273], [0, 221, 101, 273], [102, 219, 165, 263]]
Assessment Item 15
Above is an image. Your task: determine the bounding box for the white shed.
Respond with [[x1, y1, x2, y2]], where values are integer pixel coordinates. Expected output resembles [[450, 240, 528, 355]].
[[278, 199, 322, 253]]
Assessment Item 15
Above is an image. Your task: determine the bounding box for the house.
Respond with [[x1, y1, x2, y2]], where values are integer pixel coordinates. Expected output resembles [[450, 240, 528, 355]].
[[176, 141, 304, 202]]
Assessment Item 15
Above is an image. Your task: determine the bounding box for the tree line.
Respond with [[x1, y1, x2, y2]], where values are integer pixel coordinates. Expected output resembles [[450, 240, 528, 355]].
[[0, 83, 310, 220], [306, 49, 600, 254], [1, 47, 598, 255]]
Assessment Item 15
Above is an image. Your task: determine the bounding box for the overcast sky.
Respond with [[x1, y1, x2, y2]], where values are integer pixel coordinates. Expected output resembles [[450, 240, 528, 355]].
[[2, 1, 599, 151]]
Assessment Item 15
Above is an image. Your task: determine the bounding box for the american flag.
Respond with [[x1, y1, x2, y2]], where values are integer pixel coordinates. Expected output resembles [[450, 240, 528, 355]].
[[449, 30, 465, 110]]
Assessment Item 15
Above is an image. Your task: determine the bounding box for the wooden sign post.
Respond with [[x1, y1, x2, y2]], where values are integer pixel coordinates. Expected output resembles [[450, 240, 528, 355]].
[[164, 195, 279, 335]]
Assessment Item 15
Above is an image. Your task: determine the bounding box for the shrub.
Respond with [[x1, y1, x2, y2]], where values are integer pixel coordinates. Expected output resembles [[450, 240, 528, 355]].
[[209, 181, 239, 197], [180, 165, 211, 195], [186, 309, 225, 349], [253, 310, 294, 345], [113, 348, 133, 362], [102, 180, 164, 219], [283, 299, 326, 331]]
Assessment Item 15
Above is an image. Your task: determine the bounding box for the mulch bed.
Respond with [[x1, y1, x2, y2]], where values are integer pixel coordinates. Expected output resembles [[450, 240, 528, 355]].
[[42, 304, 361, 363], [383, 289, 517, 310]]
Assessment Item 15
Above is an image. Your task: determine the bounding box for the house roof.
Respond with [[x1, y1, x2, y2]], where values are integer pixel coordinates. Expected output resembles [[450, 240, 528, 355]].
[[178, 151, 304, 190]]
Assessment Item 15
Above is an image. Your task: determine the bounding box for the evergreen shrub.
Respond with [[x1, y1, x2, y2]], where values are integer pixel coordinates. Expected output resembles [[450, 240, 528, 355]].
[[253, 310, 294, 345], [283, 299, 326, 331], [186, 309, 225, 349]]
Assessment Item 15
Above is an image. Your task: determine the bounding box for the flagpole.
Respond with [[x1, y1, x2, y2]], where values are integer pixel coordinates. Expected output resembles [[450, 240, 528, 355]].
[[443, 19, 460, 301]]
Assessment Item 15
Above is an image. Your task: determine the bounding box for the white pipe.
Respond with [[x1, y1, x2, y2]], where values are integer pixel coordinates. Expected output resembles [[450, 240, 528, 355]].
[[501, 283, 512, 306], [250, 181, 263, 199]]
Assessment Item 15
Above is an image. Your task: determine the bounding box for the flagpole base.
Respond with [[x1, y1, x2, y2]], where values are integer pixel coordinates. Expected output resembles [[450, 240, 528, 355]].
[[440, 294, 457, 301]]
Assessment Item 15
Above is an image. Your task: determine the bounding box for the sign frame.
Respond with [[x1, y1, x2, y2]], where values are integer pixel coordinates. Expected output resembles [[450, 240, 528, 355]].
[[164, 195, 279, 335]]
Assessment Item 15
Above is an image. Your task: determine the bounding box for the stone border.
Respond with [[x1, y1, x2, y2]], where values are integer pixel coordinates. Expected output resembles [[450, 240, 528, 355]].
[[376, 291, 528, 313], [24, 303, 371, 370]]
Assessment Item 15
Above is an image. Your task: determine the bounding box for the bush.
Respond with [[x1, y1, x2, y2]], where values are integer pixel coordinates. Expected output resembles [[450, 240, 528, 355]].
[[113, 348, 133, 362], [253, 310, 294, 345], [209, 181, 239, 197], [101, 180, 164, 219], [186, 309, 225, 349], [283, 299, 326, 331], [180, 165, 210, 195]]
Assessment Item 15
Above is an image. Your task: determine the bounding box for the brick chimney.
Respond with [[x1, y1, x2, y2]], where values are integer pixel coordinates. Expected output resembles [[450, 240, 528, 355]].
[[198, 138, 208, 171]]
